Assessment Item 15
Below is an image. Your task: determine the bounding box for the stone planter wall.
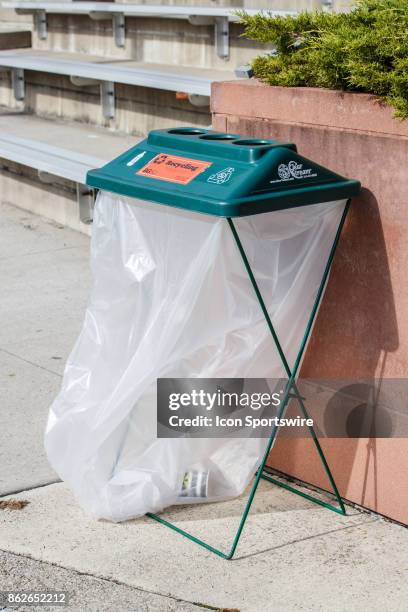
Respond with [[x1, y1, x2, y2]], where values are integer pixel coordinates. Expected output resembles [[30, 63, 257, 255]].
[[212, 80, 408, 525]]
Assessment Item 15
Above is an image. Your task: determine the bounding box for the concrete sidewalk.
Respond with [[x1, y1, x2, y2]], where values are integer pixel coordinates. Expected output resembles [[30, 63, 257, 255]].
[[0, 203, 89, 495], [1, 202, 407, 612]]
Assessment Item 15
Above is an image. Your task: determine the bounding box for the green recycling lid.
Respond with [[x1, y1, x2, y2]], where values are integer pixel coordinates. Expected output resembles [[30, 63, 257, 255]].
[[86, 127, 361, 217]]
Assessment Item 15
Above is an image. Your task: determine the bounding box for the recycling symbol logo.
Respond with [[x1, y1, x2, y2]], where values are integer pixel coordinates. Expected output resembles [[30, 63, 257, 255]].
[[278, 163, 291, 180], [207, 167, 235, 185]]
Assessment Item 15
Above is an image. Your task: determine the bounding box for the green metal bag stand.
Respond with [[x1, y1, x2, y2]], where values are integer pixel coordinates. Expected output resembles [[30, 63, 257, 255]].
[[87, 127, 361, 560]]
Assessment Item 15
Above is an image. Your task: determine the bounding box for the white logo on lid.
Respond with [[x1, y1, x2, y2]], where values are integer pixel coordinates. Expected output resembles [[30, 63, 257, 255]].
[[207, 167, 235, 185], [278, 163, 291, 180], [127, 151, 146, 167], [272, 160, 317, 184]]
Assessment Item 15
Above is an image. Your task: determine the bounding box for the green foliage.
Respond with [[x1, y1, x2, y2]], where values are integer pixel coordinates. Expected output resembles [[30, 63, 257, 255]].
[[238, 0, 408, 119]]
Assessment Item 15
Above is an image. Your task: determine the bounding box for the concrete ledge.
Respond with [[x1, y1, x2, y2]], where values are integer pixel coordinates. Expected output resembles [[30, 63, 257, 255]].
[[211, 80, 408, 138]]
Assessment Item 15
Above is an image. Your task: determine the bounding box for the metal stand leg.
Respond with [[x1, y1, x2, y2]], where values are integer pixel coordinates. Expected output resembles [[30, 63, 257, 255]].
[[148, 200, 351, 558]]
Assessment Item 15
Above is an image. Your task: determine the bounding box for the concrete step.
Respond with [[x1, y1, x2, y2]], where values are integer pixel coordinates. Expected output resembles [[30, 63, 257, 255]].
[[0, 50, 213, 133], [0, 111, 139, 231]]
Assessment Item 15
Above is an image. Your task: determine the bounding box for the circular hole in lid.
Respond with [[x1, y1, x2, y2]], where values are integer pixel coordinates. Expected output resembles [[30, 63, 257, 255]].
[[233, 139, 271, 146], [199, 133, 237, 140], [168, 128, 207, 135]]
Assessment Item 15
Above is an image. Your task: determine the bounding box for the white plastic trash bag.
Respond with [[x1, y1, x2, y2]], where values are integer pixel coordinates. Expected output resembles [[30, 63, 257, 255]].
[[45, 192, 346, 521]]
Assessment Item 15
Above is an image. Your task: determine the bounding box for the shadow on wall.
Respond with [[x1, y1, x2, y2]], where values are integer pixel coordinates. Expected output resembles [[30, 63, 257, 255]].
[[269, 187, 399, 512]]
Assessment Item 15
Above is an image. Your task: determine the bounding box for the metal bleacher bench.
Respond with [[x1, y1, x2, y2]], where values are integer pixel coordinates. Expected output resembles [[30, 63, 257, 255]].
[[0, 2, 295, 58], [0, 49, 236, 115], [0, 111, 138, 222]]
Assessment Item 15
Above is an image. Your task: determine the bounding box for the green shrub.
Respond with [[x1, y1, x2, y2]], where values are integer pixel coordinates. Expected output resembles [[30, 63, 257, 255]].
[[238, 0, 408, 119]]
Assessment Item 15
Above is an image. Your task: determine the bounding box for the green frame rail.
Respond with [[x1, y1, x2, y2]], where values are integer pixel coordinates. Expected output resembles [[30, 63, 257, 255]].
[[147, 199, 350, 559]]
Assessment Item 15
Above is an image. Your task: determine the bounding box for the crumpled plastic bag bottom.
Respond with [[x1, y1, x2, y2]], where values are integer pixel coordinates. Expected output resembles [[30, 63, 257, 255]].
[[45, 192, 346, 522]]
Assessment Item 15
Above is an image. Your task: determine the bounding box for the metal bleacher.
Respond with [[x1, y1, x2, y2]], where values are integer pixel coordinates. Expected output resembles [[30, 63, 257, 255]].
[[0, 110, 138, 223], [0, 49, 237, 114], [0, 2, 295, 57], [0, 0, 301, 230]]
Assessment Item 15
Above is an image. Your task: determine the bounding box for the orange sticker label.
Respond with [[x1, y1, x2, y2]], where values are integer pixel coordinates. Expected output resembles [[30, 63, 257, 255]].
[[136, 153, 212, 185]]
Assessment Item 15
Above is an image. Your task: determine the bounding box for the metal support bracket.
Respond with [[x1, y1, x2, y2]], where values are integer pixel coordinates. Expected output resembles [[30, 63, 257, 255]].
[[37, 170, 56, 184], [188, 94, 210, 107], [35, 10, 47, 40], [70, 75, 100, 87], [11, 68, 24, 101], [70, 76, 115, 119], [320, 0, 333, 10], [89, 11, 125, 48], [89, 11, 111, 21], [77, 184, 95, 224], [188, 14, 229, 60], [113, 14, 125, 48], [100, 81, 115, 119], [235, 64, 254, 79], [37, 172, 95, 224], [215, 16, 229, 60], [188, 15, 215, 26]]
